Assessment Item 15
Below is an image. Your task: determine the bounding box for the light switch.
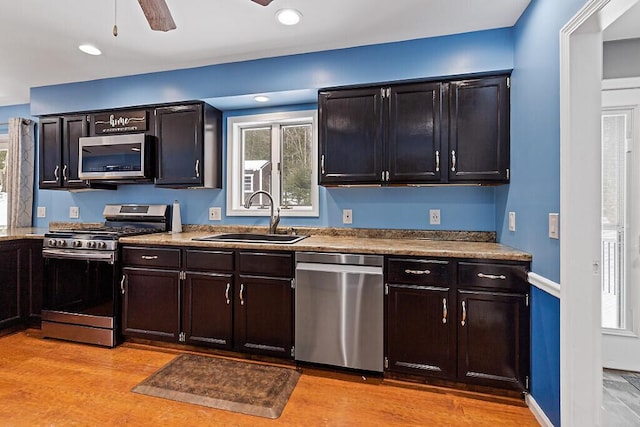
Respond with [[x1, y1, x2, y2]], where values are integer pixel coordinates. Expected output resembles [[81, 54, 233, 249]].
[[549, 213, 559, 239], [69, 206, 79, 219], [37, 206, 46, 218], [508, 212, 516, 232]]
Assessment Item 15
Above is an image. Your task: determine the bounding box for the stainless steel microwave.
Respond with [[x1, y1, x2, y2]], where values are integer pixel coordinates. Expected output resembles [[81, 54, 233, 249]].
[[78, 133, 151, 180]]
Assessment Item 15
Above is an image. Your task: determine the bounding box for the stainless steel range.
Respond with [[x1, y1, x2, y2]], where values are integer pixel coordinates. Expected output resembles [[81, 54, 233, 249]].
[[42, 204, 169, 347]]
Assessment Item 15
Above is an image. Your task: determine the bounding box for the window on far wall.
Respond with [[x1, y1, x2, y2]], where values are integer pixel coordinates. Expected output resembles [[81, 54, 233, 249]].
[[0, 133, 8, 230], [226, 110, 319, 217]]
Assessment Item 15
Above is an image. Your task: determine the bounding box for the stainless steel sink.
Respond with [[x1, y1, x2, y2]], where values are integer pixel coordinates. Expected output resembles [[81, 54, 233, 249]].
[[193, 233, 308, 244]]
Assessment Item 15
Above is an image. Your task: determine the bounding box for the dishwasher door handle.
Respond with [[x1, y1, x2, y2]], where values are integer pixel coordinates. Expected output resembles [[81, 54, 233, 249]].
[[295, 262, 383, 276]]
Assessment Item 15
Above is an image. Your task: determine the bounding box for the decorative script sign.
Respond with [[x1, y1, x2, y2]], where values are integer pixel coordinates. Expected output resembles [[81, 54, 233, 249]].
[[93, 110, 148, 134]]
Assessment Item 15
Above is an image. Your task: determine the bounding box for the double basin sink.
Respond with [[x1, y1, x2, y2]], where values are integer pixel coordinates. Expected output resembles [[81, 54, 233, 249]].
[[193, 232, 308, 244]]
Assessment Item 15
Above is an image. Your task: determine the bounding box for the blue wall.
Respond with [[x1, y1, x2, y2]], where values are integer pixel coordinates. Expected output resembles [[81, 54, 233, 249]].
[[21, 28, 513, 230], [497, 0, 588, 425]]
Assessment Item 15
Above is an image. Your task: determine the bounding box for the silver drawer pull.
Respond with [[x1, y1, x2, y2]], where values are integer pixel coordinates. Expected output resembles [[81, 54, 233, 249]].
[[442, 298, 447, 324], [120, 275, 126, 295], [405, 269, 431, 275], [141, 255, 159, 260], [225, 283, 230, 305], [477, 272, 507, 280], [461, 300, 466, 326], [239, 283, 245, 306]]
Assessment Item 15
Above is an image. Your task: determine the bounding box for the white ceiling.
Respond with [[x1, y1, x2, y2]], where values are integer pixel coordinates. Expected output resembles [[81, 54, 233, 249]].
[[0, 0, 532, 108]]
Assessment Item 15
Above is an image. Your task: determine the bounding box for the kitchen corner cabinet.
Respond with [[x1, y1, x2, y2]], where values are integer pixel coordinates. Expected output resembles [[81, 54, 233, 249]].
[[385, 257, 529, 393], [319, 74, 509, 186], [154, 102, 222, 188], [0, 239, 43, 331], [39, 114, 90, 190], [448, 76, 510, 183], [236, 251, 294, 358], [319, 82, 442, 185], [386, 257, 455, 380]]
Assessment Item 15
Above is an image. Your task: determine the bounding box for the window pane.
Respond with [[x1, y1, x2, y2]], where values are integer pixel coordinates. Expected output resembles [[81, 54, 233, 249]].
[[0, 148, 7, 229], [281, 124, 312, 208], [242, 127, 272, 206]]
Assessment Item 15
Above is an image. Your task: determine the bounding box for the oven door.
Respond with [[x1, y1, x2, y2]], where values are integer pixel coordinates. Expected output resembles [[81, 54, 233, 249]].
[[42, 254, 121, 347]]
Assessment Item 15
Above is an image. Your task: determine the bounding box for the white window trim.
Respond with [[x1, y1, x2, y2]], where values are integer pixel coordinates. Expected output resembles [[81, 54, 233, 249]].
[[226, 110, 319, 217]]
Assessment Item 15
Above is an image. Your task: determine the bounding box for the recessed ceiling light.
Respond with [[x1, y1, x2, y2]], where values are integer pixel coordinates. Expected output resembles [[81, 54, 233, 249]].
[[254, 95, 270, 103], [79, 44, 102, 56], [276, 9, 302, 26]]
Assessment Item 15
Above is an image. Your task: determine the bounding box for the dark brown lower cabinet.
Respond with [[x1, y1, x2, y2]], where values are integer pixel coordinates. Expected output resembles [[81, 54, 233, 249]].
[[122, 267, 180, 342], [235, 275, 293, 358], [183, 272, 233, 348], [457, 289, 529, 391], [387, 284, 455, 379]]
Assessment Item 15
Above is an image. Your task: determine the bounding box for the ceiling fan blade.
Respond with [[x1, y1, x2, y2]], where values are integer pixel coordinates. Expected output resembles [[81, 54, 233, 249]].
[[138, 0, 176, 32], [251, 0, 274, 6]]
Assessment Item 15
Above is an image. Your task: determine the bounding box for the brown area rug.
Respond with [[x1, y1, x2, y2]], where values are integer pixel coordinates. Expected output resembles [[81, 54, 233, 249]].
[[132, 354, 300, 419]]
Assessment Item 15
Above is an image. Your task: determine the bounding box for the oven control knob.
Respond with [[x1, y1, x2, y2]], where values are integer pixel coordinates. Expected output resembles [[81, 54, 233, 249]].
[[87, 241, 96, 249], [48, 239, 57, 247], [57, 239, 66, 247], [73, 240, 83, 248], [97, 241, 107, 249]]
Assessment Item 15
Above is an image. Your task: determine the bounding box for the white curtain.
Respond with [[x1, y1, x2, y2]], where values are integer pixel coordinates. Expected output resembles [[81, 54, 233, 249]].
[[6, 117, 35, 228]]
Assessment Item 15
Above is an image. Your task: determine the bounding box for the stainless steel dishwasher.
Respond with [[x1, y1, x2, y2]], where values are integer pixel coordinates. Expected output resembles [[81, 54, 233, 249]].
[[295, 252, 384, 372]]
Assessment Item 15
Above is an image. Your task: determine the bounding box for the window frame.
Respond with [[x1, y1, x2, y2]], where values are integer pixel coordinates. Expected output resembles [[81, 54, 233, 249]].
[[226, 110, 319, 217]]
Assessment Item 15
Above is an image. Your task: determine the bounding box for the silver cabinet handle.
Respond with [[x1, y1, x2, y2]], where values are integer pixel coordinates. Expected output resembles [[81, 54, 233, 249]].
[[461, 300, 466, 326], [62, 165, 68, 181], [404, 269, 431, 275], [442, 298, 447, 324], [382, 171, 385, 181], [321, 154, 325, 175], [225, 283, 230, 305], [239, 283, 245, 306], [477, 273, 507, 280], [386, 171, 390, 181], [120, 275, 126, 295], [54, 165, 59, 181], [141, 255, 158, 260], [451, 150, 456, 172], [435, 150, 440, 172], [195, 159, 200, 178]]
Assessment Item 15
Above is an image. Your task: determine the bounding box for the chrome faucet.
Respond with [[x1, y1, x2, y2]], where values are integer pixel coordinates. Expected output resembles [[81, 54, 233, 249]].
[[244, 190, 281, 234]]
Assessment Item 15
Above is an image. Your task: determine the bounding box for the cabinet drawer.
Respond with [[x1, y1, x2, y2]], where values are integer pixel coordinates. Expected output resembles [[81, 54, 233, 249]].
[[387, 258, 450, 285], [458, 261, 528, 293], [122, 246, 181, 269], [238, 251, 293, 278], [185, 249, 234, 272]]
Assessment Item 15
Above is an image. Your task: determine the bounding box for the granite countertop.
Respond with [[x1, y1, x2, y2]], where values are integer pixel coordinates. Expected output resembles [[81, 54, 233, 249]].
[[119, 228, 532, 262], [0, 227, 47, 241]]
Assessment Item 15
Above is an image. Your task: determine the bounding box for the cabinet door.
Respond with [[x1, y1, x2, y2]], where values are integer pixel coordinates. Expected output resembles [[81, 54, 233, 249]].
[[38, 117, 62, 188], [61, 115, 89, 188], [448, 76, 510, 182], [388, 82, 443, 183], [387, 284, 454, 379], [24, 240, 43, 326], [155, 104, 203, 186], [122, 267, 180, 342], [457, 289, 529, 391], [319, 88, 384, 185], [183, 272, 233, 349], [235, 275, 293, 358], [0, 242, 22, 329]]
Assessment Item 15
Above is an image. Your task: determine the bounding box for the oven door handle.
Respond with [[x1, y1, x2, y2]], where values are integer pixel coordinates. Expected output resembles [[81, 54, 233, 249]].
[[42, 249, 115, 264]]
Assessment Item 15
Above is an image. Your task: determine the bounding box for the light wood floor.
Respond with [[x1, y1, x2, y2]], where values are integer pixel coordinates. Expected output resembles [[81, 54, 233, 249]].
[[0, 331, 538, 426]]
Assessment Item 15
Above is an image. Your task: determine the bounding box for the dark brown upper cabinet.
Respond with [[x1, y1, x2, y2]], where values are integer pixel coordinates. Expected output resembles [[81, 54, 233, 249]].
[[38, 114, 91, 189], [318, 74, 510, 186], [154, 102, 222, 188], [319, 83, 441, 185], [448, 76, 510, 183]]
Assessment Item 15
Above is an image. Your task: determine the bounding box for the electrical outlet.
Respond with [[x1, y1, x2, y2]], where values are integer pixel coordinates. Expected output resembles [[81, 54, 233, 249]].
[[343, 209, 353, 224], [69, 206, 79, 219], [508, 211, 516, 232], [209, 207, 222, 221], [429, 209, 441, 225], [549, 213, 559, 239], [37, 206, 46, 218]]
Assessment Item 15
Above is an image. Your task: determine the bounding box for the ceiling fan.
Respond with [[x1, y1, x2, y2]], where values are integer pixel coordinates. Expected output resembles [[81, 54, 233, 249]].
[[136, 0, 275, 32]]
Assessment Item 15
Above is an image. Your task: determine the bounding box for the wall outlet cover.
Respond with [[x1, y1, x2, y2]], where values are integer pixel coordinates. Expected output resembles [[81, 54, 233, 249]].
[[69, 206, 79, 219], [549, 213, 559, 239], [343, 209, 353, 224], [37, 206, 46, 218], [429, 209, 441, 225], [209, 207, 222, 221]]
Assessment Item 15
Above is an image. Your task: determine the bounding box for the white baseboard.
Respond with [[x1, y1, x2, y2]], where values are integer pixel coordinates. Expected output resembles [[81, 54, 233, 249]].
[[526, 394, 555, 427], [528, 272, 561, 299]]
